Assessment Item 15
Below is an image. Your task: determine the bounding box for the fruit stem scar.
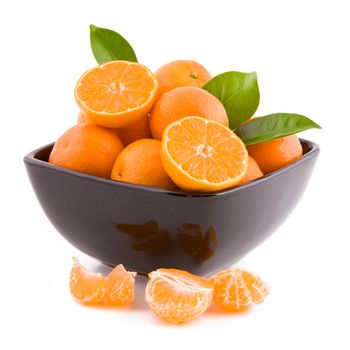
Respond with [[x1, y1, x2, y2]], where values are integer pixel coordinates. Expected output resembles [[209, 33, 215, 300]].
[[190, 72, 198, 79]]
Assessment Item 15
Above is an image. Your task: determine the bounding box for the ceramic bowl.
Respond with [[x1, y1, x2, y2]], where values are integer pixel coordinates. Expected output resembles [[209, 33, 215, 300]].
[[24, 139, 319, 276]]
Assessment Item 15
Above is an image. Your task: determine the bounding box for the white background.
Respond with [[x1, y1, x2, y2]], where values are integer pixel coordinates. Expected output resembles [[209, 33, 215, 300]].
[[1, 0, 349, 349]]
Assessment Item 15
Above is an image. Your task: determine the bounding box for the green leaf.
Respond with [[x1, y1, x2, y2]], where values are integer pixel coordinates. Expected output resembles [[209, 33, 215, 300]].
[[235, 113, 322, 145], [203, 71, 260, 129], [90, 24, 137, 64]]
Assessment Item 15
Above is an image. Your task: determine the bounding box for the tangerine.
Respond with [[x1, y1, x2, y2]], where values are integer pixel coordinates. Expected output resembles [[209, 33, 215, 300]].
[[49, 124, 124, 178], [145, 268, 213, 323], [111, 139, 176, 190], [210, 268, 270, 312], [150, 86, 228, 140], [246, 135, 302, 174], [155, 59, 211, 95], [161, 116, 248, 192], [75, 60, 158, 128]]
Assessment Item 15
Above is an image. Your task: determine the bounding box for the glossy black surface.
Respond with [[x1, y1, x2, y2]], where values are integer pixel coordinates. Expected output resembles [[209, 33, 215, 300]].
[[24, 139, 319, 276]]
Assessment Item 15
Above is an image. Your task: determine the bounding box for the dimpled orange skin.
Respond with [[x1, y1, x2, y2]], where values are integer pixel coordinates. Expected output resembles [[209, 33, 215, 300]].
[[246, 135, 303, 174], [116, 116, 152, 146], [239, 156, 264, 185], [77, 112, 152, 146], [111, 139, 177, 190], [210, 268, 270, 312], [150, 86, 229, 140], [155, 59, 212, 95], [49, 124, 124, 178]]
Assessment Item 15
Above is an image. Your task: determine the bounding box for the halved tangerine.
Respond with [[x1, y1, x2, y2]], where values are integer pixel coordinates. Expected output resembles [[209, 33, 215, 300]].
[[161, 116, 248, 192], [75, 60, 158, 128]]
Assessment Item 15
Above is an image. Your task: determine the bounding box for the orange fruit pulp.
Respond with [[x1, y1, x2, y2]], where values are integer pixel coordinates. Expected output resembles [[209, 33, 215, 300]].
[[161, 116, 248, 192], [105, 264, 136, 306], [75, 60, 158, 128], [210, 268, 270, 312], [145, 268, 213, 323], [70, 257, 106, 305], [70, 258, 136, 306]]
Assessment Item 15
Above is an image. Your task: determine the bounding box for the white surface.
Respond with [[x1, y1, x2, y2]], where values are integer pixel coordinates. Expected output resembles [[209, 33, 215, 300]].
[[1, 0, 349, 349]]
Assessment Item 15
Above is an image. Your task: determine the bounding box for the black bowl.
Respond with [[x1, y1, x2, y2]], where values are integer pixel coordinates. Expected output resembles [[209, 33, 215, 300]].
[[24, 139, 319, 276]]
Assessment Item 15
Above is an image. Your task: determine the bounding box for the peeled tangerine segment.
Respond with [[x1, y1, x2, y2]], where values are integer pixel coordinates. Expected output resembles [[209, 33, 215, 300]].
[[69, 257, 106, 305], [105, 264, 137, 306], [161, 116, 248, 192], [69, 258, 136, 306], [210, 268, 270, 312], [145, 268, 213, 323]]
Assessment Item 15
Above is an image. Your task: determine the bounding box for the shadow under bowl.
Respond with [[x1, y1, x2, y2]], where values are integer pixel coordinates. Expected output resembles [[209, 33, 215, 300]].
[[24, 139, 319, 276]]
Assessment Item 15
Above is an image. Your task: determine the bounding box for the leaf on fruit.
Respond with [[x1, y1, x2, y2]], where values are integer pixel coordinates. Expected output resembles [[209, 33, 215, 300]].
[[90, 24, 137, 64], [235, 113, 321, 145], [203, 71, 260, 129]]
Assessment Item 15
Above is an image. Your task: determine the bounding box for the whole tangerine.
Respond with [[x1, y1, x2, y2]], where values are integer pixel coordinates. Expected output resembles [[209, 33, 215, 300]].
[[77, 112, 151, 146], [155, 59, 211, 95], [49, 124, 124, 178], [150, 86, 228, 140], [111, 139, 176, 190], [246, 135, 303, 174]]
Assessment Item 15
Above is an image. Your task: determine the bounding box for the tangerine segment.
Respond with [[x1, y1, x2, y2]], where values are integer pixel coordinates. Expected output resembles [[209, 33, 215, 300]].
[[75, 60, 158, 128], [105, 264, 137, 306], [210, 268, 270, 312], [70, 257, 106, 305], [161, 116, 248, 192], [145, 268, 213, 323]]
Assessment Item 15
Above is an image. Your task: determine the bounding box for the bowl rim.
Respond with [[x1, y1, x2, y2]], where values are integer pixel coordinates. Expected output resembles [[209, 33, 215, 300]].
[[23, 138, 319, 198]]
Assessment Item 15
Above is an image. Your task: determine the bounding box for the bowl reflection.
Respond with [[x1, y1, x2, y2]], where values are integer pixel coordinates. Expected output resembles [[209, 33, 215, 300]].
[[114, 220, 217, 261], [177, 223, 217, 261], [115, 221, 171, 252]]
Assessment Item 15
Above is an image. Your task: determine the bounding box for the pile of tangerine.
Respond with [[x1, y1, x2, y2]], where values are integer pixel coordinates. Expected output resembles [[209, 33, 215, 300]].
[[70, 258, 270, 324], [49, 59, 302, 193]]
